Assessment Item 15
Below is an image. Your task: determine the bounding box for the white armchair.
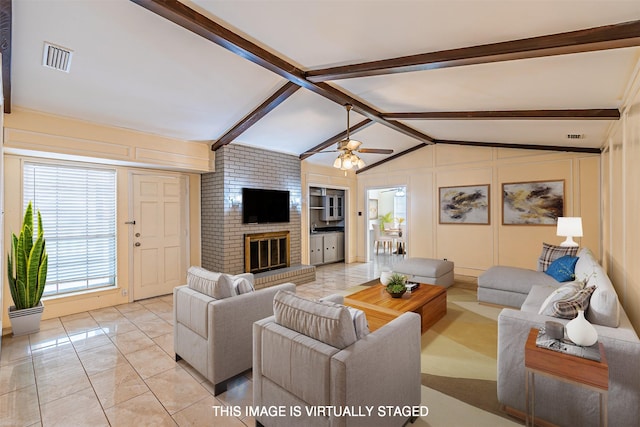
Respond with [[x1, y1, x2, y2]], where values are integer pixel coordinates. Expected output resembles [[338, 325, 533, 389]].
[[173, 267, 295, 394], [253, 291, 421, 427]]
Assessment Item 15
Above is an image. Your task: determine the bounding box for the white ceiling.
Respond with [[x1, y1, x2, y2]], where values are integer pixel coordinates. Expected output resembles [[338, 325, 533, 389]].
[[11, 0, 640, 169]]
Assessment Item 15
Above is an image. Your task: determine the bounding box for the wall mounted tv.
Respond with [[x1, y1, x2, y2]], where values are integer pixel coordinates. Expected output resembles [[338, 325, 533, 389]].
[[242, 188, 290, 224]]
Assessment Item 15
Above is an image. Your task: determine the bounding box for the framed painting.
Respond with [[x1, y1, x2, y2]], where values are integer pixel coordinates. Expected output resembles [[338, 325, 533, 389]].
[[502, 180, 564, 225], [368, 199, 378, 219], [439, 184, 490, 224]]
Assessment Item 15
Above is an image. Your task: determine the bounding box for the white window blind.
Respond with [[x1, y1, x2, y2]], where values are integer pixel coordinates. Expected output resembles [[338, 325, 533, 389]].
[[23, 162, 117, 296]]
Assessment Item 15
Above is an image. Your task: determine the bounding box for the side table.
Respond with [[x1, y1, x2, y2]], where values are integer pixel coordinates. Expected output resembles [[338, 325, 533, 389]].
[[524, 328, 608, 427]]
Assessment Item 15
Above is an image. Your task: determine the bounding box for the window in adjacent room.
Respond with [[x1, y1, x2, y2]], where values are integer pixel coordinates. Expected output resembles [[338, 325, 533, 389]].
[[23, 161, 117, 296]]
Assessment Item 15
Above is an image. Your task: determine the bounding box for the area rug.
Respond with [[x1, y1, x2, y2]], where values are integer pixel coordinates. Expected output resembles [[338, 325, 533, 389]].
[[351, 277, 521, 424]]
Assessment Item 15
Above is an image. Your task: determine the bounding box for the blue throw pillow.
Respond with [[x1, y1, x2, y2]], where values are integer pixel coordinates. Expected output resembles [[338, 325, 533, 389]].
[[545, 255, 579, 282]]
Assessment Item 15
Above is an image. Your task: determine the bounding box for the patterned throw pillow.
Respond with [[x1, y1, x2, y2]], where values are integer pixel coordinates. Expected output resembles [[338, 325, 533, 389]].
[[545, 285, 596, 319], [538, 242, 579, 272], [233, 277, 255, 295], [545, 255, 579, 282]]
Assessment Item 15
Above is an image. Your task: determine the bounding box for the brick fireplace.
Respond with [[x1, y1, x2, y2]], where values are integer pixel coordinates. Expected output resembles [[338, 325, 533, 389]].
[[201, 144, 307, 283]]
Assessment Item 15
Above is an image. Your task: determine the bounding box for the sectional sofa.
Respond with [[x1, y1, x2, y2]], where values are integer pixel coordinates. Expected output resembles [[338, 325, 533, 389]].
[[480, 248, 640, 426]]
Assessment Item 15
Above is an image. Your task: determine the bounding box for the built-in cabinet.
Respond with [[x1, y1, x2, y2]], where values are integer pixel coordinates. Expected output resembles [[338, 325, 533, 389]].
[[309, 231, 344, 265], [321, 195, 343, 221]]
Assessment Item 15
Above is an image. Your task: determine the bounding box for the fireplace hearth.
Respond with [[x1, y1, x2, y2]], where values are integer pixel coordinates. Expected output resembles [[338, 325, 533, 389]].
[[245, 231, 290, 274]]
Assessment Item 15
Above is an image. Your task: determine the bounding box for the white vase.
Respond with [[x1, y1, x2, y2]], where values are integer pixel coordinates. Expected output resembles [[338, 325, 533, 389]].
[[380, 271, 393, 286], [566, 310, 598, 346]]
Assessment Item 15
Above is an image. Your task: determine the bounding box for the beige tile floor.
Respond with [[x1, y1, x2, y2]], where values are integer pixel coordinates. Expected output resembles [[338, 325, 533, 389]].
[[0, 257, 405, 427], [1, 257, 518, 427]]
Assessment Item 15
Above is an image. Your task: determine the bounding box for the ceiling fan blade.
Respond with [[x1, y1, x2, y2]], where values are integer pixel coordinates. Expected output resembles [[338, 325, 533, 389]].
[[358, 148, 394, 154], [301, 149, 339, 155]]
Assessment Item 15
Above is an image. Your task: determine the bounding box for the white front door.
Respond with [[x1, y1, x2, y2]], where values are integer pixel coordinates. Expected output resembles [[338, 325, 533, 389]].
[[132, 173, 188, 300]]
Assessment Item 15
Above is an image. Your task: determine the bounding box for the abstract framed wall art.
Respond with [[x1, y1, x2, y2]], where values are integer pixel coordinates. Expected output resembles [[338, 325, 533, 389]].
[[439, 184, 490, 224], [502, 180, 564, 225]]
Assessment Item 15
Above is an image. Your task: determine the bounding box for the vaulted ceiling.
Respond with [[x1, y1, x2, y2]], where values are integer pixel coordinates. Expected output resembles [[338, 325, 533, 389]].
[[6, 1, 640, 172]]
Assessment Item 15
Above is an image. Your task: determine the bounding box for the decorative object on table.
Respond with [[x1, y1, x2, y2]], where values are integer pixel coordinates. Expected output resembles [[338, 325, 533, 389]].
[[7, 202, 49, 336], [535, 328, 601, 361], [385, 273, 407, 298], [502, 180, 564, 225], [405, 281, 420, 292], [396, 217, 405, 236], [566, 309, 598, 347], [379, 271, 393, 286], [556, 216, 583, 247], [439, 184, 490, 224], [544, 320, 565, 340]]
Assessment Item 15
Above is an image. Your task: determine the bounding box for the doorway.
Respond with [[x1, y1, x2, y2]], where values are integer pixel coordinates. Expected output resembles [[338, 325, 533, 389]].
[[367, 186, 407, 267], [131, 173, 189, 300]]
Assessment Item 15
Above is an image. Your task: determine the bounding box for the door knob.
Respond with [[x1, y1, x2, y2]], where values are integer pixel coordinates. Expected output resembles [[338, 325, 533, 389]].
[[135, 233, 140, 237], [134, 242, 141, 247]]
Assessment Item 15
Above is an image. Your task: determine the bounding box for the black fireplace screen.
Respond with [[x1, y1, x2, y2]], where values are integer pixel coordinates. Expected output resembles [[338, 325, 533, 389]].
[[245, 232, 290, 273]]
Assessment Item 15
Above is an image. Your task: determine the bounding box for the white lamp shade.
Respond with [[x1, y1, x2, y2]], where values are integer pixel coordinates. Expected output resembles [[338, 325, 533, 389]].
[[556, 217, 583, 247]]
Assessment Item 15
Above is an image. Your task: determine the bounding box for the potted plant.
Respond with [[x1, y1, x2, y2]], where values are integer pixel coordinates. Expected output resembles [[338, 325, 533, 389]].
[[378, 212, 394, 231], [7, 202, 48, 336], [385, 273, 407, 298]]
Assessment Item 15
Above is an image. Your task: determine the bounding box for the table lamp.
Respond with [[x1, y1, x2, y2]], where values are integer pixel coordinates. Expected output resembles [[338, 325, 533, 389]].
[[556, 217, 583, 247]]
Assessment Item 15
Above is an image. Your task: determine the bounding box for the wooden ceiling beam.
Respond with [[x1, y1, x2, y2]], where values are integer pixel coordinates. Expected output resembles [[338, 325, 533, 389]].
[[382, 109, 620, 120], [356, 139, 601, 174], [131, 0, 436, 147], [0, 0, 12, 114], [307, 20, 640, 82], [435, 139, 601, 153], [211, 82, 300, 151], [299, 119, 374, 160], [356, 143, 428, 174]]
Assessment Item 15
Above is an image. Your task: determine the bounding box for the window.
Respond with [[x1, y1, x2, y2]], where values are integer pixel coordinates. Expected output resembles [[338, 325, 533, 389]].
[[23, 162, 117, 296]]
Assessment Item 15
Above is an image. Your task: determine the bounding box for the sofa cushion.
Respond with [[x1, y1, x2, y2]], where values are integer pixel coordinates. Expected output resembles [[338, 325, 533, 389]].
[[273, 290, 357, 349], [543, 284, 595, 319], [575, 248, 620, 327], [478, 265, 558, 295], [538, 281, 583, 316], [545, 255, 579, 282], [520, 284, 557, 313], [233, 276, 255, 295], [346, 306, 370, 339], [537, 243, 579, 272], [187, 266, 220, 297]]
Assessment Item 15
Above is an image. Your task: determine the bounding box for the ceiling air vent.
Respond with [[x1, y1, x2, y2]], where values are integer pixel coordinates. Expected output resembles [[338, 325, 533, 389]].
[[566, 134, 585, 140], [42, 42, 73, 73]]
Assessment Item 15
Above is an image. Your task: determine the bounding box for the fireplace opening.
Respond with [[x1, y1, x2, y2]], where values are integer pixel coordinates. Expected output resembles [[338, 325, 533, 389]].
[[245, 231, 290, 274]]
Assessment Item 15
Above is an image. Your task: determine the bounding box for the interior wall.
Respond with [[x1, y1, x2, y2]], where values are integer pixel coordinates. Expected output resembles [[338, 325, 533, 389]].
[[356, 145, 601, 276], [2, 111, 203, 330], [603, 65, 640, 333]]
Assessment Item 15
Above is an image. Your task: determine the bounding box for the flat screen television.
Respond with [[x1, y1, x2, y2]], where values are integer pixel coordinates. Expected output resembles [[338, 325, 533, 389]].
[[242, 188, 290, 224]]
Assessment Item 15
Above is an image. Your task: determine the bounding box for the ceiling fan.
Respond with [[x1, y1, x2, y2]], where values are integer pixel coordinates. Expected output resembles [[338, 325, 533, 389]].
[[329, 104, 393, 171]]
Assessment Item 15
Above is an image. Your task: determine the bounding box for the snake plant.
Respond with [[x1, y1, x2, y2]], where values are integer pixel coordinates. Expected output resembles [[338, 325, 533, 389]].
[[7, 202, 48, 310]]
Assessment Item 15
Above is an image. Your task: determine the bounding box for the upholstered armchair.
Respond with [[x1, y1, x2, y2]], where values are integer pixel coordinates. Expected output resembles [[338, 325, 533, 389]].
[[174, 266, 296, 395], [253, 291, 422, 427]]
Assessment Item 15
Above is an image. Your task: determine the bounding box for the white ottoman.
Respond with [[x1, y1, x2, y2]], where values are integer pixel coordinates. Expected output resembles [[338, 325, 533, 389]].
[[392, 257, 455, 287]]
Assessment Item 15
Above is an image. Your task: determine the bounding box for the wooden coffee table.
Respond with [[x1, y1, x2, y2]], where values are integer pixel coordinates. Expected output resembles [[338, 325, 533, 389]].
[[344, 283, 446, 334]]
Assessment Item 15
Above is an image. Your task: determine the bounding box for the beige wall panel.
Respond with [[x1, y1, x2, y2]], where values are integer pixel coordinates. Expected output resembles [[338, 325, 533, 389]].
[[623, 96, 640, 331], [497, 159, 575, 268], [497, 147, 555, 160], [436, 144, 492, 166], [436, 168, 493, 272], [4, 109, 212, 172], [601, 148, 610, 272], [609, 141, 625, 303], [407, 171, 435, 259], [578, 157, 601, 259]]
